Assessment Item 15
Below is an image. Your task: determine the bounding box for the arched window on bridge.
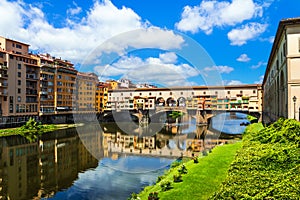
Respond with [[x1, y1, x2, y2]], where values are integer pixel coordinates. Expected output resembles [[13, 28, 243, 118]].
[[156, 97, 165, 106], [167, 97, 177, 107], [177, 97, 186, 107]]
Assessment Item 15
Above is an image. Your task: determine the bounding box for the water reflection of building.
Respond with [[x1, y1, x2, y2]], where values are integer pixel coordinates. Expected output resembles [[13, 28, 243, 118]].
[[0, 128, 99, 200], [0, 136, 39, 200], [102, 123, 224, 159]]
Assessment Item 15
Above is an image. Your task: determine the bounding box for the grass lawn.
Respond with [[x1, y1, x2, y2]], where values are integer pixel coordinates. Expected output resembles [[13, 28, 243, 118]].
[[0, 123, 81, 137], [138, 142, 242, 200]]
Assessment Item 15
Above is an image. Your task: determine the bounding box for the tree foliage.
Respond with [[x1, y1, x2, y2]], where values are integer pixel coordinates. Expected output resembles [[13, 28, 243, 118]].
[[18, 117, 44, 142]]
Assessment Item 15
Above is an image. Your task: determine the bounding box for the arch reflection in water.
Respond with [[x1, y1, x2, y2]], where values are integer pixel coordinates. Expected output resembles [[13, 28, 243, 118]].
[[210, 112, 251, 135]]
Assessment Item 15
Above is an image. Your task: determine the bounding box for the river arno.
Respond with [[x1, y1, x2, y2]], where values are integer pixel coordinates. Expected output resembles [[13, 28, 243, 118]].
[[0, 113, 249, 200]]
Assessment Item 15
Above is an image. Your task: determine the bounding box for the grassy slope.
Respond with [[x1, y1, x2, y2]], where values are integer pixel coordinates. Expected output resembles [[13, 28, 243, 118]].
[[138, 142, 241, 200]]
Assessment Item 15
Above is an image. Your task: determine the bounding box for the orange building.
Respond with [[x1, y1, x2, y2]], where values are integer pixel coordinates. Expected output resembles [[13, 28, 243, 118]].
[[95, 82, 109, 113]]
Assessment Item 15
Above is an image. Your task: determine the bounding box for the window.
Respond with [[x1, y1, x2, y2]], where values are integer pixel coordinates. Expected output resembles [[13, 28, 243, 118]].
[[58, 75, 62, 79], [17, 96, 21, 102], [18, 88, 21, 94], [9, 104, 13, 113], [253, 90, 256, 94], [18, 80, 21, 85], [240, 90, 243, 94], [18, 72, 21, 77], [215, 91, 218, 95], [18, 64, 21, 69], [227, 91, 230, 94], [203, 92, 206, 95]]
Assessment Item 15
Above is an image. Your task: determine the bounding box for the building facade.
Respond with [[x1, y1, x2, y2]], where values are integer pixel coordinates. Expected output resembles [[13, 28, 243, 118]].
[[263, 17, 300, 123], [106, 84, 263, 113], [95, 82, 109, 113], [38, 54, 56, 115], [0, 37, 40, 125], [76, 72, 98, 112]]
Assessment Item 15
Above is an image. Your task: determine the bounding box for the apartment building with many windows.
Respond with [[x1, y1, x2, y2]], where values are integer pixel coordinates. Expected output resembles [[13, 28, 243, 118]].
[[95, 82, 109, 113], [0, 36, 40, 124], [55, 59, 77, 114], [76, 72, 98, 112], [37, 54, 56, 115], [263, 17, 300, 123]]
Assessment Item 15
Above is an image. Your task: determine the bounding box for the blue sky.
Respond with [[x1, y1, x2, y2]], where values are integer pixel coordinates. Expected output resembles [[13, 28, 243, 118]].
[[1, 0, 299, 86]]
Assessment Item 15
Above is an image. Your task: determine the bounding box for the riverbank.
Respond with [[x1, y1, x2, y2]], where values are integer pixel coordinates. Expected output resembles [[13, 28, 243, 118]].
[[136, 141, 241, 200], [0, 122, 83, 137]]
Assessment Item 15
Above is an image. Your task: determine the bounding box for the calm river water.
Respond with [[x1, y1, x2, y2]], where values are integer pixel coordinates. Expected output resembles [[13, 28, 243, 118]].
[[0, 113, 249, 200]]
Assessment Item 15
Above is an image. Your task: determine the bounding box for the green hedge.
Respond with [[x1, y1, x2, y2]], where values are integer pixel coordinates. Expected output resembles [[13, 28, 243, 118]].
[[211, 118, 300, 199]]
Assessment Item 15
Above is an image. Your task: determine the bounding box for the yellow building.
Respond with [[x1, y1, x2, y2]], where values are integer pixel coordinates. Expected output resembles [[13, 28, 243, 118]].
[[95, 82, 109, 113], [76, 72, 98, 112], [106, 80, 118, 90]]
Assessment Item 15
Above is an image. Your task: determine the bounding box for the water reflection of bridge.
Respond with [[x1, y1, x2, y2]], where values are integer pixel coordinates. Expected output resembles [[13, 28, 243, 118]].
[[103, 124, 228, 159]]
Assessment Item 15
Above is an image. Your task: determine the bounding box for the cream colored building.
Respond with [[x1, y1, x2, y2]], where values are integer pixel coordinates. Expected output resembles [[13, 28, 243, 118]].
[[106, 84, 262, 113], [263, 17, 300, 123]]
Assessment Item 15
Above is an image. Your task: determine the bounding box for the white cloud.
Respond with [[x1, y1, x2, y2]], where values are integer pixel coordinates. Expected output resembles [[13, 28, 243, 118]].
[[204, 65, 234, 74], [176, 0, 264, 34], [227, 80, 243, 85], [237, 54, 251, 62], [0, 0, 184, 64], [259, 36, 275, 43], [159, 52, 178, 64], [94, 53, 200, 87], [251, 61, 267, 69], [227, 22, 268, 46], [254, 75, 264, 84], [67, 2, 82, 16]]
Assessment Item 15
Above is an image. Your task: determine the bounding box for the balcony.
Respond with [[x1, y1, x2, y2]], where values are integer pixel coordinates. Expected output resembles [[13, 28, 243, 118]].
[[0, 74, 8, 78], [0, 91, 8, 96], [0, 82, 8, 87], [26, 74, 38, 80], [40, 91, 48, 95], [0, 65, 8, 70], [26, 89, 38, 95]]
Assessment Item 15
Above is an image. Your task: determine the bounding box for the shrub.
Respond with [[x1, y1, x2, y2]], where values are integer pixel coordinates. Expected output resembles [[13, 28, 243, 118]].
[[148, 192, 159, 200], [160, 181, 172, 191], [210, 119, 300, 199]]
